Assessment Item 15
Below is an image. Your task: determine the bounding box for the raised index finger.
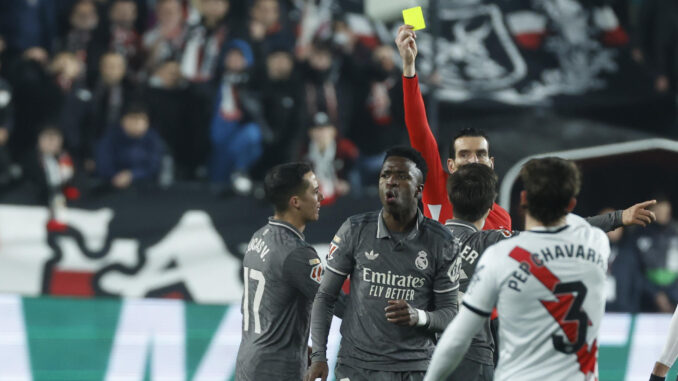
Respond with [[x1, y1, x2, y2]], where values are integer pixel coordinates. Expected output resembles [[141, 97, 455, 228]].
[[635, 200, 657, 209]]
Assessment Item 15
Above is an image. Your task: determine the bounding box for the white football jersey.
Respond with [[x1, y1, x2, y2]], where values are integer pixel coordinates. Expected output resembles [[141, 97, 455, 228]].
[[463, 222, 610, 381]]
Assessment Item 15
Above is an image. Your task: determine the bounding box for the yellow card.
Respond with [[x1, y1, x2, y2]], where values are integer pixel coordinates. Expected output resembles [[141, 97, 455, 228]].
[[402, 6, 426, 31]]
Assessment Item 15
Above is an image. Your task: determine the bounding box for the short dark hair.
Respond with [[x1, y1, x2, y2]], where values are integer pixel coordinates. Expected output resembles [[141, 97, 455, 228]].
[[38, 124, 63, 137], [264, 162, 313, 213], [122, 102, 148, 117], [383, 146, 428, 184], [520, 157, 581, 225], [447, 163, 497, 222], [449, 128, 489, 159]]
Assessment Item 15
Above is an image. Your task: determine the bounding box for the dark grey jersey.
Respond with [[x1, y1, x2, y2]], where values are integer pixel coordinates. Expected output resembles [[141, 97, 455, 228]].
[[235, 218, 323, 381], [326, 210, 459, 372], [444, 219, 514, 366]]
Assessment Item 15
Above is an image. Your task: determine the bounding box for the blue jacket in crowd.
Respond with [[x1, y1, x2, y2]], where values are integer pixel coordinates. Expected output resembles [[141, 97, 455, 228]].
[[96, 125, 163, 182]]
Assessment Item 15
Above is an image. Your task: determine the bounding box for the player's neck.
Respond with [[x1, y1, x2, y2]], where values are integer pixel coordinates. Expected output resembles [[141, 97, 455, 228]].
[[471, 218, 486, 231], [273, 212, 306, 234], [383, 207, 417, 232], [525, 213, 566, 230]]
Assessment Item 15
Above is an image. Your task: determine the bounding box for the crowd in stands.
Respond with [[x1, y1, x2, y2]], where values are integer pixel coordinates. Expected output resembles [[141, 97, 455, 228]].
[[0, 0, 676, 200], [0, 0, 408, 203], [0, 0, 677, 313]]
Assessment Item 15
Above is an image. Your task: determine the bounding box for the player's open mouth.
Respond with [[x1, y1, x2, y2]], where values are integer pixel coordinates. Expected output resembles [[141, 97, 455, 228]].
[[386, 190, 397, 203]]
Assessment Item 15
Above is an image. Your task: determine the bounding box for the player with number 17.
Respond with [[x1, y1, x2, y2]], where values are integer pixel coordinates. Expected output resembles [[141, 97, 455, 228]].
[[236, 163, 325, 381]]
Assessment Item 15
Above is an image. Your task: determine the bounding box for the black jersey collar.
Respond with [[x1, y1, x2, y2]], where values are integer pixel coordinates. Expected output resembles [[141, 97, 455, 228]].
[[376, 209, 424, 240], [268, 218, 305, 240], [444, 219, 479, 232], [528, 224, 569, 234]]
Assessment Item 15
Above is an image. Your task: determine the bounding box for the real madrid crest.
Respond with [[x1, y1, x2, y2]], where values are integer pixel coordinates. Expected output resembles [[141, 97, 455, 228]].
[[415, 251, 429, 270]]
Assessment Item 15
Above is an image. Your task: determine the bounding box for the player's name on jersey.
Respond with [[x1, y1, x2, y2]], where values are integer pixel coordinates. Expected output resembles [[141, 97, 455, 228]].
[[508, 243, 605, 292], [459, 244, 480, 264], [363, 267, 425, 301], [246, 237, 270, 259]]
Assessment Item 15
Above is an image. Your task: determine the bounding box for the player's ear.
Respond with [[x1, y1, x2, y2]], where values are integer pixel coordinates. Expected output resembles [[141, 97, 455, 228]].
[[447, 158, 456, 174], [489, 156, 495, 169], [566, 197, 577, 213], [289, 195, 300, 210], [415, 183, 424, 199]]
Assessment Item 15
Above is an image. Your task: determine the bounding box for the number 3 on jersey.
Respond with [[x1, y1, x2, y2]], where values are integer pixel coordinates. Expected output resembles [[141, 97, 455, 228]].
[[243, 267, 266, 334], [542, 281, 589, 354], [509, 247, 591, 354]]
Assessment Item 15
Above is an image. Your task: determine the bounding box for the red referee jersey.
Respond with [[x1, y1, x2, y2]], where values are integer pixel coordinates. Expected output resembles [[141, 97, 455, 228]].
[[403, 75, 512, 231]]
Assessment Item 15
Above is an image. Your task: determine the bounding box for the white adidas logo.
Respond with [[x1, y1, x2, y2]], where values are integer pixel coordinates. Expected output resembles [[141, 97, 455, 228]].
[[365, 250, 380, 260]]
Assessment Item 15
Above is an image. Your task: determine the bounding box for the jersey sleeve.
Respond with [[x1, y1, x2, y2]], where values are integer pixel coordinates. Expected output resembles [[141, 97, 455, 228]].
[[479, 229, 516, 248], [433, 242, 461, 294], [325, 219, 355, 277], [403, 75, 450, 220], [283, 246, 323, 300], [462, 247, 502, 316]]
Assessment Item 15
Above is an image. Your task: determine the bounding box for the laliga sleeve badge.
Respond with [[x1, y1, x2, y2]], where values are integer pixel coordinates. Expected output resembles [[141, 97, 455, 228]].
[[310, 264, 323, 284], [328, 242, 339, 261]]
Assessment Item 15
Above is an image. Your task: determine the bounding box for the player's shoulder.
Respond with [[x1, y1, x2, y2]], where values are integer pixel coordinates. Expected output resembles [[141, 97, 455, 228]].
[[479, 232, 524, 258], [422, 217, 454, 241], [345, 210, 380, 228], [570, 222, 609, 248], [265, 220, 311, 253], [471, 236, 520, 274], [467, 229, 512, 251]]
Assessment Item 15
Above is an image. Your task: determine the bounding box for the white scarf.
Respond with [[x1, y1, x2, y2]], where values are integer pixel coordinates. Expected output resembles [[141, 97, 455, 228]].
[[308, 140, 337, 199]]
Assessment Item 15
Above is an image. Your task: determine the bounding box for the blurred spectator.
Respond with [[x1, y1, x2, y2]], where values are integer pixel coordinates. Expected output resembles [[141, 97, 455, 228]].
[[208, 39, 267, 193], [180, 0, 241, 178], [247, 0, 295, 76], [0, 0, 58, 55], [93, 0, 142, 76], [633, 0, 678, 93], [346, 44, 406, 193], [55, 0, 99, 66], [629, 196, 678, 312], [8, 49, 92, 166], [145, 60, 193, 179], [301, 42, 343, 132], [91, 52, 134, 143], [96, 103, 164, 189], [141, 0, 187, 79], [601, 207, 643, 313], [180, 0, 239, 82], [46, 52, 93, 166], [6, 47, 52, 159], [22, 126, 78, 226], [252, 48, 304, 177], [303, 111, 358, 205]]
